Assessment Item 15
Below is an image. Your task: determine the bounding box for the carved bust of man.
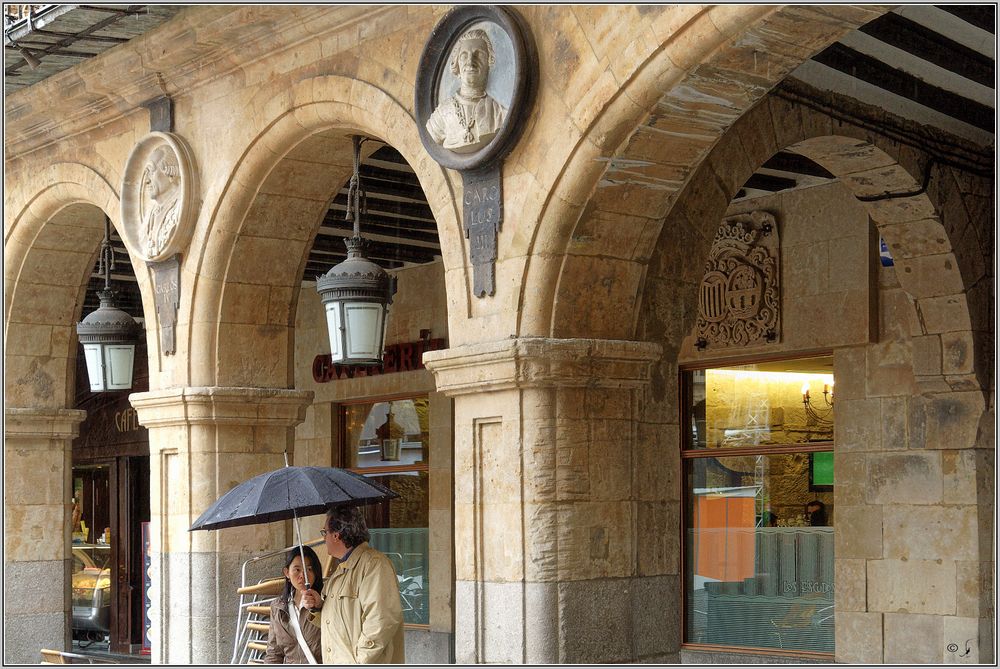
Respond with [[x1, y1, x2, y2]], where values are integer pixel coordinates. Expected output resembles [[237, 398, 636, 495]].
[[140, 146, 182, 258], [426, 28, 507, 154]]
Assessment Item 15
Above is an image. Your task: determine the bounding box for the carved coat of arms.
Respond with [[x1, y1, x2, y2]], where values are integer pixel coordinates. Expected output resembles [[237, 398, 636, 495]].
[[696, 211, 780, 348]]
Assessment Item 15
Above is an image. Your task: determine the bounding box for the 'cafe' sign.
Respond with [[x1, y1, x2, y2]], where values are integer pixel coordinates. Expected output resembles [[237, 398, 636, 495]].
[[313, 338, 446, 383]]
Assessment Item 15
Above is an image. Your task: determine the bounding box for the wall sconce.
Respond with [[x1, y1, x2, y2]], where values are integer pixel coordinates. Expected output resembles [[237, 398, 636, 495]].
[[76, 217, 142, 391], [316, 135, 397, 366], [801, 379, 833, 427]]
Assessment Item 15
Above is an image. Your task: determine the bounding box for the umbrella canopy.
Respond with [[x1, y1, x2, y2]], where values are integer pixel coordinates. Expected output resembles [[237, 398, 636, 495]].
[[189, 466, 398, 531]]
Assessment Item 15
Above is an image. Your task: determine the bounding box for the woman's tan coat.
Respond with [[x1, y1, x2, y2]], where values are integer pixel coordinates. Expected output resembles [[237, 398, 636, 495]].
[[264, 596, 323, 664], [310, 542, 405, 664]]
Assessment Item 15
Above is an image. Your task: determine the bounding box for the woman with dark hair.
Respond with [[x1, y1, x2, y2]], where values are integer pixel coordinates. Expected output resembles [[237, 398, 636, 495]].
[[263, 545, 324, 664], [301, 507, 405, 663]]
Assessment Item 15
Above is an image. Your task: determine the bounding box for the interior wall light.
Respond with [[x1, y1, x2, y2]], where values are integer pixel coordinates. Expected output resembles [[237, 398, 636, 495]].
[[316, 135, 397, 366], [801, 379, 834, 427], [76, 216, 142, 391]]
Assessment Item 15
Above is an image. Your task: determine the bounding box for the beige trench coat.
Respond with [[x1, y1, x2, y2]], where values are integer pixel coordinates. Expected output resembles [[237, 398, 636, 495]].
[[309, 542, 405, 664]]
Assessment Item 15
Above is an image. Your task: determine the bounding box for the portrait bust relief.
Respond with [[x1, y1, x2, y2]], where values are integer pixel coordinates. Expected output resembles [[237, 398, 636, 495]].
[[426, 28, 508, 154], [140, 145, 182, 258], [416, 6, 533, 172], [121, 132, 197, 263]]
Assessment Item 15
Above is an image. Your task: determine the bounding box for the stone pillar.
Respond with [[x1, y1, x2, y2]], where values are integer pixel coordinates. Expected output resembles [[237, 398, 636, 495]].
[[4, 408, 86, 664], [424, 338, 666, 663], [833, 345, 993, 664], [129, 387, 313, 664]]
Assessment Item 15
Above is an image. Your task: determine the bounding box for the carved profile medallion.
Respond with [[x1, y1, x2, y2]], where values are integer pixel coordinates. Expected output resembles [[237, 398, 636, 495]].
[[121, 132, 197, 263], [696, 211, 780, 349]]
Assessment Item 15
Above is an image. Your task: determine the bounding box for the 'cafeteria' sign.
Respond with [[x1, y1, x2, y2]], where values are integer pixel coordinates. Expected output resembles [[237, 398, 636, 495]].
[[313, 338, 446, 383]]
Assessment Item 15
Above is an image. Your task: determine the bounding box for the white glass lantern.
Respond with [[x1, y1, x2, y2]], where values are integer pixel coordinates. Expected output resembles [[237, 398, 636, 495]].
[[77, 290, 141, 391], [76, 217, 142, 392], [316, 135, 397, 366], [317, 237, 395, 366]]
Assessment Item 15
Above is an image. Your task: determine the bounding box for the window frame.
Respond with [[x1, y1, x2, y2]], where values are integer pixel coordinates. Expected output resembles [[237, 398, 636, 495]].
[[678, 352, 835, 659], [337, 393, 432, 630]]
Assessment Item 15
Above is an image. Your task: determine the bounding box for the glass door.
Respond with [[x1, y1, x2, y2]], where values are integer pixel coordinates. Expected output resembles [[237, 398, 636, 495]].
[[71, 457, 151, 654]]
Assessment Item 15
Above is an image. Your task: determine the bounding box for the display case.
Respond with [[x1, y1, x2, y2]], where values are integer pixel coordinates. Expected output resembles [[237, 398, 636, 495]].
[[71, 544, 112, 634]]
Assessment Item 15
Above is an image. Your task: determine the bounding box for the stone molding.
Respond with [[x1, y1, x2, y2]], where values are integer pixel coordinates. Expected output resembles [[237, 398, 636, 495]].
[[424, 338, 661, 396], [4, 408, 86, 440], [129, 386, 314, 428]]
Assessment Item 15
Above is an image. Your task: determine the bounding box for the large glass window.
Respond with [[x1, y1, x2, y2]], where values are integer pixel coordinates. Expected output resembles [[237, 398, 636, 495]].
[[340, 397, 429, 626], [683, 358, 834, 655]]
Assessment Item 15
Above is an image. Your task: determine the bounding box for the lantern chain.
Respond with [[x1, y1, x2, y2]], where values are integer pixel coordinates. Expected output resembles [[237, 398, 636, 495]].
[[345, 135, 372, 240]]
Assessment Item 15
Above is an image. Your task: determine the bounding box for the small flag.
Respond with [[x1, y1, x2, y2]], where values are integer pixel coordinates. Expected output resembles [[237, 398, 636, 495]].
[[879, 238, 894, 267]]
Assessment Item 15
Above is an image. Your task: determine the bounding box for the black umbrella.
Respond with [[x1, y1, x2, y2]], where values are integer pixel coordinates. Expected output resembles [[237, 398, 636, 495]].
[[189, 465, 399, 532]]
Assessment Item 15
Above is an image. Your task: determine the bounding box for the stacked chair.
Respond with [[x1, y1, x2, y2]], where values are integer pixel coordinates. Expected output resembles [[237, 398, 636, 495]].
[[231, 539, 331, 665]]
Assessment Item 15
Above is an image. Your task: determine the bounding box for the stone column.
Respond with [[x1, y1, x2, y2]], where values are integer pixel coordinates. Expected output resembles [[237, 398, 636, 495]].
[[129, 387, 313, 664], [4, 408, 86, 664], [424, 338, 666, 663], [833, 345, 993, 664]]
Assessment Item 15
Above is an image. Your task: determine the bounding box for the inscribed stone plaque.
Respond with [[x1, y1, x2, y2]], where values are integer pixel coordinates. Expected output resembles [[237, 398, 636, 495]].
[[416, 5, 536, 299], [462, 166, 502, 297], [150, 255, 180, 355]]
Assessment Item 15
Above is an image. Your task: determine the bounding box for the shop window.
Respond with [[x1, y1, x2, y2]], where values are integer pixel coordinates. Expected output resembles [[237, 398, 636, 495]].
[[682, 358, 834, 655], [340, 397, 430, 626]]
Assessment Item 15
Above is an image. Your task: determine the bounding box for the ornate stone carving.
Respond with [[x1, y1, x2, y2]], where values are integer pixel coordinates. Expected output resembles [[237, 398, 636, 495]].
[[121, 132, 197, 263], [696, 211, 780, 349]]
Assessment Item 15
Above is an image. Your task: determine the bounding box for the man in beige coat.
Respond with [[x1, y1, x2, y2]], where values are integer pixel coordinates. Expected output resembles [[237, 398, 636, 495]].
[[302, 507, 405, 664]]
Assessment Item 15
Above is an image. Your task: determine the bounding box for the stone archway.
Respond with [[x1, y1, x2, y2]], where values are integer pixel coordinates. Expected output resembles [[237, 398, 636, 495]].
[[129, 75, 460, 663], [3, 162, 157, 663], [189, 75, 461, 389], [519, 5, 891, 338], [628, 93, 992, 663], [635, 95, 989, 395]]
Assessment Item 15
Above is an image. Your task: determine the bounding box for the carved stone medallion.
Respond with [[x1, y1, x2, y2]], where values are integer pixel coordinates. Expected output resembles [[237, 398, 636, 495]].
[[696, 211, 780, 349], [120, 132, 197, 263], [416, 5, 536, 297]]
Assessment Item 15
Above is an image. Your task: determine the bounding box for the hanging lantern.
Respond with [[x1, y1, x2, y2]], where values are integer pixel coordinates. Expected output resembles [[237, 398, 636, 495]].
[[316, 136, 397, 366], [76, 217, 142, 391]]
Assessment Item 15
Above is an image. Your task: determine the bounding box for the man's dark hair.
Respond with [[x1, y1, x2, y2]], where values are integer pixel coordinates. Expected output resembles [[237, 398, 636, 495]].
[[326, 506, 371, 548], [806, 500, 827, 526]]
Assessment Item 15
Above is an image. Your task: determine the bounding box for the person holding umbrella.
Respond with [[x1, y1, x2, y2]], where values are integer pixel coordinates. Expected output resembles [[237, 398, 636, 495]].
[[264, 545, 324, 664], [301, 507, 406, 664], [188, 461, 401, 664]]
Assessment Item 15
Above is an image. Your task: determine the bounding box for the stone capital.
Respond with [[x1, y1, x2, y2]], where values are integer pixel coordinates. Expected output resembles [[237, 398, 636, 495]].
[[4, 408, 87, 440], [423, 338, 662, 396], [129, 386, 314, 429]]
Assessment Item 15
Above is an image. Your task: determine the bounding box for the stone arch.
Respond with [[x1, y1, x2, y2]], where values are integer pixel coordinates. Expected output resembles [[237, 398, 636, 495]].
[[188, 75, 460, 388], [626, 94, 992, 662], [521, 4, 891, 337], [633, 96, 989, 395], [4, 162, 155, 408]]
